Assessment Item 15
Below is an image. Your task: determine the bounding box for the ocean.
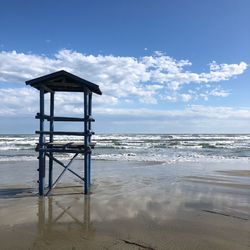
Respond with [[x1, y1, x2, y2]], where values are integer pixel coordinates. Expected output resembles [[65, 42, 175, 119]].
[[1, 134, 250, 163]]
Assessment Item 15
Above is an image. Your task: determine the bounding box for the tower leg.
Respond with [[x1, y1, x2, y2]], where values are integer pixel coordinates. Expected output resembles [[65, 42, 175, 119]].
[[48, 155, 53, 189], [88, 93, 92, 185], [84, 152, 90, 194], [39, 87, 45, 196], [39, 153, 45, 196], [88, 153, 91, 186], [48, 92, 54, 190], [84, 92, 91, 194]]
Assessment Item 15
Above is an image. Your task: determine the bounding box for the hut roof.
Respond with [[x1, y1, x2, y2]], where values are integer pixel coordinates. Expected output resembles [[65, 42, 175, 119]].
[[26, 70, 102, 95]]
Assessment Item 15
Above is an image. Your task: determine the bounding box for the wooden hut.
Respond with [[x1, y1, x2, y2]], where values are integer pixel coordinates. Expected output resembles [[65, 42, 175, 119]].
[[26, 70, 102, 195]]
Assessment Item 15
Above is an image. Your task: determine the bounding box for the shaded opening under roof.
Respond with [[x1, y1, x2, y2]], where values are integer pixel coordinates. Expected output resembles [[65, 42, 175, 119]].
[[26, 70, 102, 95]]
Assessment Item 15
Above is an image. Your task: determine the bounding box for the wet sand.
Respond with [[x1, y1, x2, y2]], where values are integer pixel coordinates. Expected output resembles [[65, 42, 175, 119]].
[[0, 160, 250, 249], [217, 170, 250, 177]]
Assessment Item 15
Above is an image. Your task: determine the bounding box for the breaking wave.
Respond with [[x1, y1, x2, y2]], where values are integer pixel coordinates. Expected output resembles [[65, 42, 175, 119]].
[[1, 134, 250, 162]]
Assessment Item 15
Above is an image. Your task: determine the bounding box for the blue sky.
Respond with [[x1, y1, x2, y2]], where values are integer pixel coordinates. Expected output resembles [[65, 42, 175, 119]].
[[0, 0, 249, 133]]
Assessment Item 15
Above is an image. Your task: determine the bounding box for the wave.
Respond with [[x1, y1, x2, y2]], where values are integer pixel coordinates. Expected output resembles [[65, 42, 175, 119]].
[[92, 152, 249, 164], [1, 134, 250, 162], [1, 152, 247, 163]]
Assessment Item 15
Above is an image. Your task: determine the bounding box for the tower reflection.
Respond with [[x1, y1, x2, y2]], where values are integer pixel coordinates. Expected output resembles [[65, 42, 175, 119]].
[[37, 194, 95, 242]]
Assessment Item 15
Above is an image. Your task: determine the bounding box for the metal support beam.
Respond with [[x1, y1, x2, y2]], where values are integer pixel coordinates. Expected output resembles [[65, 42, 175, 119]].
[[84, 92, 90, 194], [35, 113, 95, 122], [35, 131, 94, 136], [88, 93, 92, 185], [46, 153, 78, 195], [45, 153, 84, 181], [39, 88, 45, 196], [48, 92, 54, 189], [41, 85, 54, 93], [39, 148, 87, 153]]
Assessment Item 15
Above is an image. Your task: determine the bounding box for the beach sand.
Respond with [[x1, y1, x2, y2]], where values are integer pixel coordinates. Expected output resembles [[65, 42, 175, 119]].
[[0, 159, 250, 250]]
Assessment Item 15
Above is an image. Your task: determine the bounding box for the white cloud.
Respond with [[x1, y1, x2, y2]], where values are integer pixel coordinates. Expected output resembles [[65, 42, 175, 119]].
[[55, 92, 118, 106], [209, 88, 230, 97], [180, 94, 192, 102], [1, 86, 249, 121], [0, 88, 38, 116], [93, 106, 250, 132], [1, 86, 250, 132], [0, 87, 117, 117], [93, 105, 250, 120], [161, 92, 193, 102], [162, 95, 177, 102], [0, 50, 249, 132], [197, 61, 247, 83], [0, 50, 247, 105]]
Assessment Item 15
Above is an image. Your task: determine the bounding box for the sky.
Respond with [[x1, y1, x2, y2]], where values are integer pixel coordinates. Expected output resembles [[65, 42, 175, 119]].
[[0, 0, 249, 133]]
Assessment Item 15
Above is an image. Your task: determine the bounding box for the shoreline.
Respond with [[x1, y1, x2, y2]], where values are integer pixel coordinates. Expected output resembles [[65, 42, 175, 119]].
[[0, 160, 250, 249]]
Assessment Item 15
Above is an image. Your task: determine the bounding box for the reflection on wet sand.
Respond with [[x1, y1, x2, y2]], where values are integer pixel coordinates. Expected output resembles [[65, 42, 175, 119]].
[[37, 195, 93, 241], [37, 184, 250, 250], [0, 180, 248, 250], [1, 161, 250, 249]]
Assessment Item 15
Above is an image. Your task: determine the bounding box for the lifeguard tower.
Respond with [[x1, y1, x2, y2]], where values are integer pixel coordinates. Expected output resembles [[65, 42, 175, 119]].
[[26, 70, 102, 196]]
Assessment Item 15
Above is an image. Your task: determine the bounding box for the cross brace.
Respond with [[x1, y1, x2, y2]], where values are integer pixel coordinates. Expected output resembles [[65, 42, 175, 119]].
[[45, 153, 84, 196], [45, 153, 84, 182]]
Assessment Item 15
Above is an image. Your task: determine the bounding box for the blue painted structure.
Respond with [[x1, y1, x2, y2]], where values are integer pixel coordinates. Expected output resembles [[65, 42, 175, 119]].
[[26, 70, 102, 195]]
